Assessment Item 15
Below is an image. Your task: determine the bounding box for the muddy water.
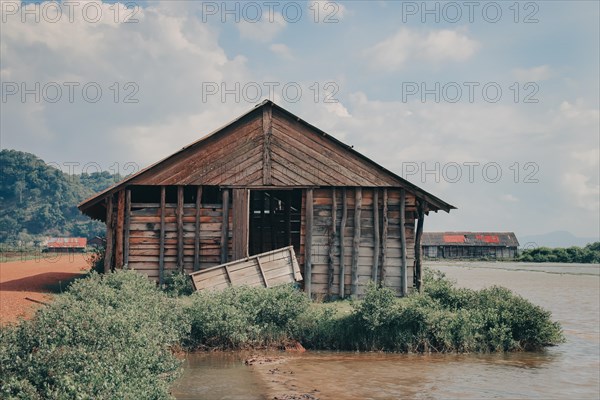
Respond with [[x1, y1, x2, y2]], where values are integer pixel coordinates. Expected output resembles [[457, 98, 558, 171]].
[[172, 262, 600, 399]]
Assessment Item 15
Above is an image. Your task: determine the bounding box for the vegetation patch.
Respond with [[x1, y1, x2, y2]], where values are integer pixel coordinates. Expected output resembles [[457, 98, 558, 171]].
[[1, 269, 565, 398], [518, 242, 599, 263]]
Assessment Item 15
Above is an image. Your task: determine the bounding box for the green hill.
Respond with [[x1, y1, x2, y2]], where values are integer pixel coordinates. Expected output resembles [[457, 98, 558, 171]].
[[0, 149, 120, 245]]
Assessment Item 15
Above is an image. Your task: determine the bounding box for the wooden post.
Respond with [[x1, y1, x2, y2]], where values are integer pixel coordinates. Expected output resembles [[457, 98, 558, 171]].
[[123, 189, 131, 268], [304, 188, 313, 298], [327, 187, 337, 296], [285, 191, 291, 246], [260, 192, 266, 253], [381, 188, 388, 287], [351, 188, 362, 297], [194, 186, 202, 271], [104, 195, 114, 274], [415, 201, 425, 293], [372, 189, 380, 283], [232, 188, 249, 260], [221, 189, 230, 264], [399, 189, 408, 296], [159, 186, 166, 286], [177, 186, 184, 273], [114, 190, 125, 269], [262, 105, 273, 185], [339, 188, 347, 297]]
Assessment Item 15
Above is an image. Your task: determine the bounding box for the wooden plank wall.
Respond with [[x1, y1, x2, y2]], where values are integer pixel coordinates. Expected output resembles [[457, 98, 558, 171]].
[[127, 197, 232, 281], [310, 187, 416, 297]]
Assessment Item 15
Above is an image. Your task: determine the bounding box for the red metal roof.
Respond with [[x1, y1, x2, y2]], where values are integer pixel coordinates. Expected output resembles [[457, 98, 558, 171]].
[[443, 234, 465, 243], [47, 237, 87, 248], [422, 232, 519, 247]]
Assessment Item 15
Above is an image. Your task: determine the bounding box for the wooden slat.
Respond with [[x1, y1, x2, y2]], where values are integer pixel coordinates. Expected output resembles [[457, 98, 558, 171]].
[[115, 190, 125, 269], [415, 200, 425, 293], [327, 187, 336, 296], [339, 188, 347, 297], [177, 186, 184, 272], [194, 186, 202, 271], [351, 188, 362, 297], [381, 188, 388, 287], [221, 189, 230, 264], [232, 188, 249, 260], [262, 104, 273, 185], [256, 257, 269, 288], [104, 195, 114, 273], [124, 189, 131, 268], [399, 188, 407, 296], [159, 186, 166, 286], [372, 188, 380, 283], [304, 188, 313, 297]]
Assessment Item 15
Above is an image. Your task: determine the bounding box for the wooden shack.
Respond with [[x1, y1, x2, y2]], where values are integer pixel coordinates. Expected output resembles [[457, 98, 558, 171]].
[[78, 100, 455, 297], [422, 232, 519, 260]]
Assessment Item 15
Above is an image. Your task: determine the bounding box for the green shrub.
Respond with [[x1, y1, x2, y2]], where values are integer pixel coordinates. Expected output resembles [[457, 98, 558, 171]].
[[186, 284, 310, 349], [163, 271, 194, 297], [0, 271, 189, 399]]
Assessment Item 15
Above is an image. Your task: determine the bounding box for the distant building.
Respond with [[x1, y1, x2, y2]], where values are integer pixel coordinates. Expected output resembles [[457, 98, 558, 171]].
[[88, 236, 105, 249], [422, 232, 519, 260], [46, 237, 87, 253]]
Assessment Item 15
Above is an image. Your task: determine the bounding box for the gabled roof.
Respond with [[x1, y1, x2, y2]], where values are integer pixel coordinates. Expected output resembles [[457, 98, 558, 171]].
[[79, 100, 455, 218], [422, 232, 519, 247]]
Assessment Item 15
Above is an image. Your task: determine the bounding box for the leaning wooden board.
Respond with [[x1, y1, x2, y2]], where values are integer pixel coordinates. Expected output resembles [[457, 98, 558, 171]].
[[189, 246, 303, 291]]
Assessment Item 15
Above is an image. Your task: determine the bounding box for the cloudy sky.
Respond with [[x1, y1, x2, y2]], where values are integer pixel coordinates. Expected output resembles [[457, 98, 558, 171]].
[[1, 0, 599, 239]]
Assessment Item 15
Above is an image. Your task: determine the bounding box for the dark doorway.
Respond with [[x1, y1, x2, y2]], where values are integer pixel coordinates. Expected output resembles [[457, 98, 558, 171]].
[[249, 190, 302, 256]]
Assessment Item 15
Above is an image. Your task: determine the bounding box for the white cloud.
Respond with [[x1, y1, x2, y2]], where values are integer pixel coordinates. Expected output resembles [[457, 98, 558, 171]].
[[513, 65, 553, 81], [571, 149, 600, 167], [561, 173, 600, 212], [366, 28, 479, 71], [501, 194, 519, 202], [237, 9, 286, 42], [269, 43, 293, 59], [1, 1, 252, 166]]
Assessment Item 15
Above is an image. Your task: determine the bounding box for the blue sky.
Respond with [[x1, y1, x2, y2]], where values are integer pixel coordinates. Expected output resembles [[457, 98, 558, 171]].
[[1, 1, 599, 239]]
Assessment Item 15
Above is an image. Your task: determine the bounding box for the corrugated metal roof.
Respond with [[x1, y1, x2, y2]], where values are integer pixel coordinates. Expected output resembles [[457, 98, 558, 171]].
[[47, 237, 87, 248], [422, 232, 519, 247]]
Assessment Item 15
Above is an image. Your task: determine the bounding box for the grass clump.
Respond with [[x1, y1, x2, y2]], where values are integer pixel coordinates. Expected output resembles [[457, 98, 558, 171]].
[[0, 271, 189, 400]]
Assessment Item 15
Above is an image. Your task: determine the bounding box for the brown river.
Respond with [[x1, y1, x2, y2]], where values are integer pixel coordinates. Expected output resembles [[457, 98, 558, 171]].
[[172, 262, 600, 399]]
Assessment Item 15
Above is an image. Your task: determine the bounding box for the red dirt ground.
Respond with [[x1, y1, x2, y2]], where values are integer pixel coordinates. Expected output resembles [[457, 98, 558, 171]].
[[0, 255, 89, 325]]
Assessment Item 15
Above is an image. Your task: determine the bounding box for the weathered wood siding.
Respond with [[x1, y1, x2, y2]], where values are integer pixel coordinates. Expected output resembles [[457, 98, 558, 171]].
[[309, 187, 416, 297], [127, 199, 232, 280]]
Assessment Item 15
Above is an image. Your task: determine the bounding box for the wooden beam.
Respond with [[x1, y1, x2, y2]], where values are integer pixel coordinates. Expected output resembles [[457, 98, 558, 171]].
[[415, 200, 425, 293], [381, 188, 388, 287], [351, 188, 362, 297], [104, 195, 114, 274], [327, 187, 337, 297], [304, 188, 313, 298], [256, 257, 269, 288], [262, 104, 273, 185], [220, 189, 230, 264], [177, 185, 184, 272], [400, 188, 408, 296], [159, 186, 166, 286], [339, 188, 347, 297], [372, 188, 380, 283], [194, 185, 202, 271], [114, 190, 125, 269], [232, 188, 249, 260], [123, 189, 131, 268]]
